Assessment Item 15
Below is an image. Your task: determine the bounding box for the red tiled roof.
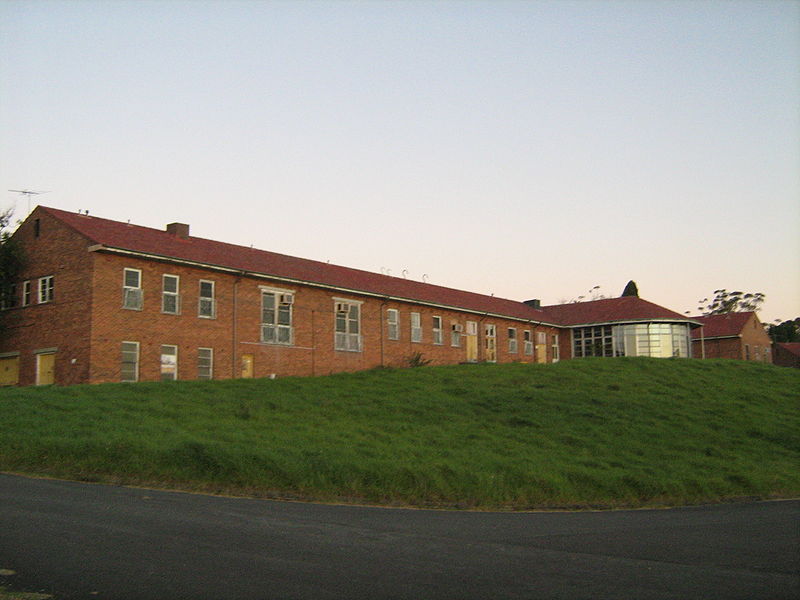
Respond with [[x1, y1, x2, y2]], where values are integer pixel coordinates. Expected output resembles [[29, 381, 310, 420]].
[[38, 206, 548, 322], [539, 296, 697, 326], [776, 343, 800, 357], [689, 312, 754, 339]]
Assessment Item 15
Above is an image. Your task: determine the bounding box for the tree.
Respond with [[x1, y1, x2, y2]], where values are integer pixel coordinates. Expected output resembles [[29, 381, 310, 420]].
[[767, 318, 800, 343], [621, 280, 639, 297], [697, 289, 765, 316], [0, 207, 24, 312]]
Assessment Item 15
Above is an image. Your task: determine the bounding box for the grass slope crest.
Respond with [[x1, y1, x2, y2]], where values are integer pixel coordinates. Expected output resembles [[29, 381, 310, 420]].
[[1, 358, 798, 510]]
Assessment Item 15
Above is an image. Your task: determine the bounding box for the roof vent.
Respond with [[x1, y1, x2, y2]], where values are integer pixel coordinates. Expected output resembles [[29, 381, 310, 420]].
[[166, 222, 190, 239], [524, 299, 541, 309]]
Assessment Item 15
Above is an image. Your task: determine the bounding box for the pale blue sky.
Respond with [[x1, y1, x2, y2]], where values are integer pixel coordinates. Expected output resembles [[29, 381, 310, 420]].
[[2, 0, 798, 322]]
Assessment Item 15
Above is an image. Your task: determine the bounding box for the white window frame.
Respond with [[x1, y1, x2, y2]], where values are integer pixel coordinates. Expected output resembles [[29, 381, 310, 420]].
[[410, 312, 422, 343], [552, 334, 560, 362], [451, 322, 462, 347], [198, 347, 213, 380], [334, 298, 362, 352], [261, 286, 294, 345], [523, 330, 533, 355], [432, 316, 443, 345], [508, 327, 518, 353], [198, 279, 216, 318], [38, 275, 54, 304], [121, 341, 139, 382], [387, 308, 399, 341], [123, 268, 142, 310], [162, 274, 181, 315], [160, 344, 178, 381], [22, 280, 31, 306]]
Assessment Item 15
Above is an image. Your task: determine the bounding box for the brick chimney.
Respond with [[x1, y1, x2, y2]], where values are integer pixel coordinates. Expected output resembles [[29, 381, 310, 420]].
[[166, 222, 190, 239]]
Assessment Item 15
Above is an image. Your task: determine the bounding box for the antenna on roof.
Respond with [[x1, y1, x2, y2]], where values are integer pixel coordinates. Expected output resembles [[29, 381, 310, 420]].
[[8, 189, 50, 216]]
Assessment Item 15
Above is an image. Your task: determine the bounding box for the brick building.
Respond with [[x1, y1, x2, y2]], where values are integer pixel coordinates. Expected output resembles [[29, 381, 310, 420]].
[[1, 206, 699, 386], [690, 312, 773, 362], [773, 343, 800, 368]]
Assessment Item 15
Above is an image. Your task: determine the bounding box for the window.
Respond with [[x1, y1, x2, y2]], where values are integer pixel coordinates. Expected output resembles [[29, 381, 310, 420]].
[[38, 276, 54, 304], [451, 322, 462, 347], [745, 344, 750, 360], [508, 328, 518, 353], [411, 312, 422, 343], [198, 280, 216, 318], [198, 348, 213, 380], [160, 345, 178, 381], [335, 300, 361, 352], [387, 309, 399, 340], [22, 281, 31, 306], [523, 330, 533, 355], [552, 335, 560, 362], [432, 316, 443, 345], [123, 268, 142, 310], [162, 275, 180, 314], [0, 283, 17, 310], [261, 289, 293, 345], [121, 341, 139, 382], [485, 324, 497, 362]]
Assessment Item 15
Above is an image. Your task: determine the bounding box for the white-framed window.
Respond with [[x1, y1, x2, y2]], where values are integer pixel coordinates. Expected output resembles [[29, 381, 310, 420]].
[[523, 330, 533, 355], [432, 316, 443, 345], [22, 280, 31, 306], [123, 268, 142, 310], [485, 323, 497, 362], [160, 344, 178, 381], [198, 348, 213, 380], [537, 332, 547, 345], [162, 274, 180, 314], [198, 280, 216, 318], [261, 288, 293, 345], [387, 308, 399, 341], [411, 312, 422, 343], [552, 334, 560, 362], [0, 283, 17, 310], [508, 328, 518, 353], [466, 321, 478, 336], [38, 275, 54, 304], [121, 341, 139, 382], [451, 322, 462, 347], [334, 299, 362, 352]]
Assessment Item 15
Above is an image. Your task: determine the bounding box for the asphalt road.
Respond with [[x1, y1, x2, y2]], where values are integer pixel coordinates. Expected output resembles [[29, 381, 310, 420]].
[[1, 474, 797, 600]]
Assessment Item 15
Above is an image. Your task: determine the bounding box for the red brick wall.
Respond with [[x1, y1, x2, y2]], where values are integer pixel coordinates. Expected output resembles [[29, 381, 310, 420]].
[[84, 252, 561, 384], [691, 313, 773, 362], [0, 209, 94, 385]]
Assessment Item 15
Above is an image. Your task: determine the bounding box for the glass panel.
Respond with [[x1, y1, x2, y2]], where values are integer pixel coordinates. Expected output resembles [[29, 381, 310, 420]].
[[278, 305, 291, 326], [200, 281, 213, 298], [124, 269, 140, 288]]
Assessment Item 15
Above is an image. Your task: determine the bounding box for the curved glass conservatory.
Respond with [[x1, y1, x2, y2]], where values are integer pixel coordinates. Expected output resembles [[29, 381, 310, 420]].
[[572, 322, 692, 358]]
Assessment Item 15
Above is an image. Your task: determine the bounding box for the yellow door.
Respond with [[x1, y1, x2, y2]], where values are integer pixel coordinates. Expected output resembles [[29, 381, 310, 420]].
[[465, 321, 478, 362], [241, 354, 254, 378], [0, 356, 19, 386], [37, 353, 55, 385]]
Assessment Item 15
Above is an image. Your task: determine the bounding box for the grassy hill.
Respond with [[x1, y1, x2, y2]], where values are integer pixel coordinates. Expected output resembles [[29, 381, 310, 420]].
[[1, 358, 798, 510]]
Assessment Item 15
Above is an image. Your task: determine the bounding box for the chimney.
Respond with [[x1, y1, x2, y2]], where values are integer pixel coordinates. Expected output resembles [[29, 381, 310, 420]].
[[524, 299, 541, 309], [166, 222, 190, 239]]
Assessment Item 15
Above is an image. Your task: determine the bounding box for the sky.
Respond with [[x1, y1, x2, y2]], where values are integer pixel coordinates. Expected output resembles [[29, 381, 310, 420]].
[[1, 0, 798, 323]]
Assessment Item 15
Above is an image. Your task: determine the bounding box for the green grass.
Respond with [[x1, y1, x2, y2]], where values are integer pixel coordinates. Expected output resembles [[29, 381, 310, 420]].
[[1, 358, 798, 510]]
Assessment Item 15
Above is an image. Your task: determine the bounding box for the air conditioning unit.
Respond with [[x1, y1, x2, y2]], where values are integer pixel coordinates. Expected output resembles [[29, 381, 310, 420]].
[[279, 293, 294, 305], [452, 323, 464, 332], [335, 302, 349, 313]]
